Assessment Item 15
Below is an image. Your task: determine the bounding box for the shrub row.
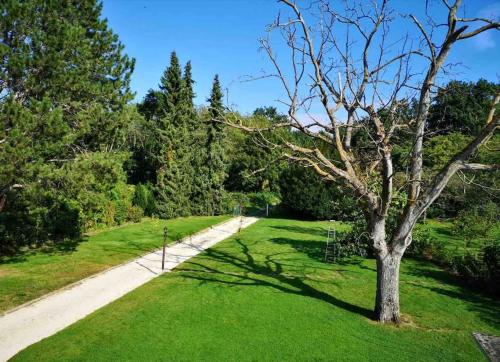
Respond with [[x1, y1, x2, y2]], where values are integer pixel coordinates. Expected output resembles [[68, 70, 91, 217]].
[[408, 229, 499, 295], [0, 152, 144, 256]]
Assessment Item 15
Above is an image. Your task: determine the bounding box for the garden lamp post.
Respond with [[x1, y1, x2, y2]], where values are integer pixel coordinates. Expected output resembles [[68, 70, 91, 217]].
[[162, 226, 168, 270]]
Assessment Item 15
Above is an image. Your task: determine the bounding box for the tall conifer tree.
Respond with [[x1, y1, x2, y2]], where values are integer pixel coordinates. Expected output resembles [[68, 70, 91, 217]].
[[182, 61, 204, 214], [154, 52, 191, 218], [1, 0, 136, 250], [182, 61, 196, 128], [205, 74, 227, 214]]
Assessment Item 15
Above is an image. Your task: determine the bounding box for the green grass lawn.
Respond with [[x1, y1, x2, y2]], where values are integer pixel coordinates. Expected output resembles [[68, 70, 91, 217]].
[[13, 218, 499, 361], [0, 215, 229, 313]]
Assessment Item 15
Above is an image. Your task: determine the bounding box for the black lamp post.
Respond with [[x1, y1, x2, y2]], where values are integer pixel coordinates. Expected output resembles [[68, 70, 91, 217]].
[[162, 226, 168, 270]]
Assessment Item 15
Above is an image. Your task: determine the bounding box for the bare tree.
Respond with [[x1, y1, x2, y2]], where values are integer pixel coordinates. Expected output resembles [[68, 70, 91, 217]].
[[221, 0, 499, 323]]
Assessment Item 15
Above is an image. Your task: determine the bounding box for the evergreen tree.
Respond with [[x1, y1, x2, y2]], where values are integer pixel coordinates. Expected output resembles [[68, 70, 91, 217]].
[[0, 0, 136, 253], [205, 75, 227, 214], [160, 52, 183, 118], [182, 60, 206, 214], [1, 0, 134, 116], [137, 89, 165, 122], [428, 79, 500, 136], [182, 61, 197, 130], [154, 52, 192, 218]]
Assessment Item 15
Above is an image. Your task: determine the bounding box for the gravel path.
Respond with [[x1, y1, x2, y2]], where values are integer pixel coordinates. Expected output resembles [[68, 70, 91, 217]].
[[0, 216, 258, 361]]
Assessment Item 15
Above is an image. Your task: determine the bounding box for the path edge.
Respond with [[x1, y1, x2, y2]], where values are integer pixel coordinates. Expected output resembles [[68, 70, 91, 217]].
[[0, 216, 244, 318]]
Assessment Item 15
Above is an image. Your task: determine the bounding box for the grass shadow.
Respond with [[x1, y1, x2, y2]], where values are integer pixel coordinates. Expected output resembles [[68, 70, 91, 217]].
[[270, 235, 364, 267], [428, 224, 455, 238], [405, 261, 500, 330], [179, 238, 374, 320], [0, 235, 89, 264], [271, 236, 325, 261], [270, 225, 328, 237]]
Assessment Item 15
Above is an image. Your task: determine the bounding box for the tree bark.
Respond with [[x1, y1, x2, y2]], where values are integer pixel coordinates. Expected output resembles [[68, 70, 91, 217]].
[[375, 252, 402, 323]]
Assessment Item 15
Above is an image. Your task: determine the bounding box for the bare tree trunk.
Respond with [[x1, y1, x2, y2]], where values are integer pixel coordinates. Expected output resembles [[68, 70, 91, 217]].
[[370, 217, 402, 323], [222, 0, 500, 325], [375, 252, 402, 323]]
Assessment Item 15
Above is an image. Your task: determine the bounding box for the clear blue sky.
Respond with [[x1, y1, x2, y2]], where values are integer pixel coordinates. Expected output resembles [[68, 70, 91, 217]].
[[101, 0, 500, 114]]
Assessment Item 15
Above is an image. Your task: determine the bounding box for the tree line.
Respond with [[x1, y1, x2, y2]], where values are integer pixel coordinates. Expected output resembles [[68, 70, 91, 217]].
[[1, 0, 498, 260], [130, 52, 227, 218]]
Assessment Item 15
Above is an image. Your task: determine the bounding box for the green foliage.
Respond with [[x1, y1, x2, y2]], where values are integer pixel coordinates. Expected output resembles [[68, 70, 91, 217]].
[[135, 52, 196, 218], [0, 0, 134, 109], [424, 133, 470, 169], [248, 191, 280, 208], [428, 79, 499, 135], [408, 221, 499, 295], [424, 134, 499, 218], [133, 183, 156, 216], [221, 192, 250, 214], [450, 242, 500, 295], [453, 202, 499, 242], [182, 61, 197, 130], [225, 108, 287, 194], [218, 191, 280, 216], [0, 151, 145, 255], [407, 229, 446, 260], [0, 0, 139, 255], [108, 183, 143, 226], [409, 226, 499, 295], [203, 75, 227, 215], [280, 165, 358, 220], [160, 52, 184, 117]]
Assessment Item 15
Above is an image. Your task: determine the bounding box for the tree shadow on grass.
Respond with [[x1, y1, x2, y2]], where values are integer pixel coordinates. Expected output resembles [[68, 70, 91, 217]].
[[427, 224, 455, 238], [0, 235, 89, 264], [179, 238, 374, 320], [94, 230, 185, 259], [270, 236, 364, 267], [0, 229, 189, 265], [405, 260, 500, 330], [269, 225, 329, 238], [42, 236, 89, 254], [271, 236, 326, 261]]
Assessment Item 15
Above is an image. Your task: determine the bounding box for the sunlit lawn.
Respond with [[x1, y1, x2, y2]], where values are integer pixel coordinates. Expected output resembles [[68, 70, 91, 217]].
[[0, 215, 229, 312], [13, 218, 499, 361]]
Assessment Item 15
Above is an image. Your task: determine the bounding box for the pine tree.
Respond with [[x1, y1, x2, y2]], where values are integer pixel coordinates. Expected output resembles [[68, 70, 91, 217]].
[[205, 75, 227, 214], [182, 61, 196, 129], [1, 0, 134, 147], [0, 0, 136, 252], [154, 52, 192, 218], [183, 61, 210, 215]]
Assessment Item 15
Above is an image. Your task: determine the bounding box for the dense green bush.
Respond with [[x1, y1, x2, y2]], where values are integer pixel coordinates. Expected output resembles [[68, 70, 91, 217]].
[[450, 242, 499, 295], [327, 230, 369, 260], [407, 228, 499, 295], [249, 192, 280, 209], [453, 202, 499, 241], [425, 135, 499, 219], [0, 152, 146, 255], [279, 165, 357, 221], [133, 183, 156, 216], [407, 229, 447, 261], [0, 187, 83, 254], [108, 183, 144, 226]]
